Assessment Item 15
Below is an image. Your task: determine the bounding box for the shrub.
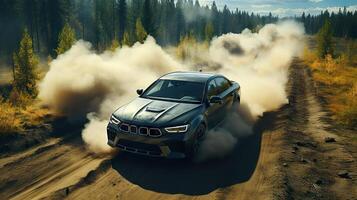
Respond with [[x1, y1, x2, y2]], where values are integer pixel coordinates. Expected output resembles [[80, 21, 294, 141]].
[[339, 103, 357, 129], [304, 43, 357, 129], [8, 89, 32, 107], [0, 100, 22, 134]]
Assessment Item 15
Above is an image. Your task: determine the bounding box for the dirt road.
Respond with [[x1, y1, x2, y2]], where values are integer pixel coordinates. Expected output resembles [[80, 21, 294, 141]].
[[0, 59, 355, 200]]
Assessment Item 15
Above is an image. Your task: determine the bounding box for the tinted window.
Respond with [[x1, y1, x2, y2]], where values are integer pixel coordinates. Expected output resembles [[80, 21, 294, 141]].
[[142, 79, 205, 103], [215, 77, 231, 94], [207, 80, 219, 99]]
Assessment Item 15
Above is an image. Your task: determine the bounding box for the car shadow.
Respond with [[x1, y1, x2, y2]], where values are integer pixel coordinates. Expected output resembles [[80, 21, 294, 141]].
[[110, 111, 276, 195]]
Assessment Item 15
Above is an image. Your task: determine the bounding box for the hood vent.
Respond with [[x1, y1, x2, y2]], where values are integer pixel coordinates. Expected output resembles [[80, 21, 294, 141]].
[[146, 106, 165, 113]]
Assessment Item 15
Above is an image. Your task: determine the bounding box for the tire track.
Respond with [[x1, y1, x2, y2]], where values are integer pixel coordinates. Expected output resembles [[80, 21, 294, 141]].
[[280, 59, 356, 200], [0, 136, 106, 200]]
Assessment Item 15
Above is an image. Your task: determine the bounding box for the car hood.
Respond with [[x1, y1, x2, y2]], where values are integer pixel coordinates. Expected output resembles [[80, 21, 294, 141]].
[[113, 97, 203, 127]]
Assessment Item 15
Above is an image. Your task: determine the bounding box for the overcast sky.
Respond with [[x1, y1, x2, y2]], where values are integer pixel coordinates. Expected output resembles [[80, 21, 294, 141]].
[[198, 0, 357, 17]]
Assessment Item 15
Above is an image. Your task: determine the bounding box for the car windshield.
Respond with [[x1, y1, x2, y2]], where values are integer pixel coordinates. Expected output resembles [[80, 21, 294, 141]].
[[142, 79, 205, 103]]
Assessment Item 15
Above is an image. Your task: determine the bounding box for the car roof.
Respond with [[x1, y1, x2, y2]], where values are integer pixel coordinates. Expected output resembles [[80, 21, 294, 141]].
[[160, 71, 218, 83]]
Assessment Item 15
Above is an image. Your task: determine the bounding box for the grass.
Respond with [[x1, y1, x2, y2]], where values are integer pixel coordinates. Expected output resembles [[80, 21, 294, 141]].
[[0, 100, 23, 134], [0, 94, 50, 135], [303, 39, 357, 129]]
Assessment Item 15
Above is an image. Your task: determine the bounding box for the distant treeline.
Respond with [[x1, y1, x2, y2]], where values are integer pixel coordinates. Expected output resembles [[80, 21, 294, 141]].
[[298, 8, 357, 38], [0, 0, 356, 62], [0, 0, 279, 60]]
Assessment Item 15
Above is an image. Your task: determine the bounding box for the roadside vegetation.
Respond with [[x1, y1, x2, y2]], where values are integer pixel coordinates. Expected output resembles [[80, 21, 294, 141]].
[[0, 97, 50, 134], [0, 30, 50, 136], [303, 20, 357, 129]]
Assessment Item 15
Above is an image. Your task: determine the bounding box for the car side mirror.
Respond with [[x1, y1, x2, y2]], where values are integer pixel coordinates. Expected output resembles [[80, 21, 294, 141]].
[[209, 96, 223, 104], [136, 89, 143, 95]]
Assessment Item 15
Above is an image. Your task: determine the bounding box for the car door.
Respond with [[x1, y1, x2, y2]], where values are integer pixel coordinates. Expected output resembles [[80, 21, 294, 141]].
[[205, 79, 222, 129], [214, 77, 234, 120]]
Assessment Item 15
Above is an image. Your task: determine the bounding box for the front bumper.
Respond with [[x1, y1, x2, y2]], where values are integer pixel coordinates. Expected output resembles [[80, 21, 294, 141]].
[[107, 123, 196, 159]]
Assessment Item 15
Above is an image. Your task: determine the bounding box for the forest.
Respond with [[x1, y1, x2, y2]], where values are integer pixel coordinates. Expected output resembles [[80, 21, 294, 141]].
[[0, 0, 356, 63]]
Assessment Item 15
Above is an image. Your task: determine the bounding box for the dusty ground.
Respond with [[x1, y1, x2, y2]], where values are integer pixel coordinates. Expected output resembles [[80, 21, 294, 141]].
[[0, 59, 355, 200]]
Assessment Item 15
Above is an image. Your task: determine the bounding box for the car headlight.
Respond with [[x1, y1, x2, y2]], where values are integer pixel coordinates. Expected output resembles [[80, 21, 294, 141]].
[[165, 125, 189, 133], [109, 115, 120, 125]]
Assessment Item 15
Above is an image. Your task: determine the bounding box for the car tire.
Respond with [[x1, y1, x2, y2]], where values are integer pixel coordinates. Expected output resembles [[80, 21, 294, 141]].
[[231, 94, 240, 112], [187, 123, 206, 161]]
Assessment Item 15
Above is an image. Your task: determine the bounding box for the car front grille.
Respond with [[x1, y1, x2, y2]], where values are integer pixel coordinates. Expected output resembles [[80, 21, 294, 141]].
[[119, 123, 162, 137], [117, 139, 162, 156]]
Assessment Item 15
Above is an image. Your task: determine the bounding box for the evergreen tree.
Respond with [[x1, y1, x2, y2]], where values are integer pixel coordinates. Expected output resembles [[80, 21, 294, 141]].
[[94, 0, 114, 50], [211, 1, 220, 35], [12, 29, 39, 98], [0, 0, 23, 58], [94, 0, 105, 50], [316, 20, 334, 59], [205, 21, 214, 42], [24, 0, 37, 50], [222, 5, 231, 34], [77, 0, 92, 40], [122, 31, 131, 46], [129, 0, 143, 34], [56, 23, 76, 55], [175, 1, 185, 43], [47, 0, 73, 56], [117, 0, 127, 40], [142, 0, 155, 37], [108, 39, 120, 51], [135, 18, 147, 43]]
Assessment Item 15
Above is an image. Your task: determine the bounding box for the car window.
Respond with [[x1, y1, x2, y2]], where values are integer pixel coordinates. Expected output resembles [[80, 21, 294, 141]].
[[142, 79, 205, 103], [146, 80, 165, 95], [207, 80, 219, 99], [215, 77, 231, 94]]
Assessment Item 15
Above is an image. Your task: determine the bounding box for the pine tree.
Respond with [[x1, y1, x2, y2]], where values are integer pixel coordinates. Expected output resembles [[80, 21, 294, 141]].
[[108, 39, 120, 51], [316, 20, 334, 59], [135, 18, 148, 43], [211, 1, 220, 35], [175, 0, 185, 44], [56, 23, 76, 55], [12, 29, 39, 98], [0, 0, 23, 57], [94, 0, 103, 50], [47, 0, 73, 56], [128, 0, 143, 35], [122, 31, 131, 46], [117, 0, 127, 40], [77, 0, 92, 40], [142, 0, 156, 37], [24, 0, 36, 50], [205, 21, 214, 42]]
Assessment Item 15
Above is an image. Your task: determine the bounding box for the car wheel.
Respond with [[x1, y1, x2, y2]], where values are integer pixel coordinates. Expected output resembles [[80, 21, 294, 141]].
[[188, 124, 206, 161]]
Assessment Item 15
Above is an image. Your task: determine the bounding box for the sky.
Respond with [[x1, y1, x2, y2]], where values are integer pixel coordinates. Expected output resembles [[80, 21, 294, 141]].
[[198, 0, 357, 17]]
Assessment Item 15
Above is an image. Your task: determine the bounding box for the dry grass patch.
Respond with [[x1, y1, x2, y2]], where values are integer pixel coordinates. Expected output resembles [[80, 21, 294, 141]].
[[303, 46, 357, 129], [0, 96, 50, 135], [0, 100, 23, 134]]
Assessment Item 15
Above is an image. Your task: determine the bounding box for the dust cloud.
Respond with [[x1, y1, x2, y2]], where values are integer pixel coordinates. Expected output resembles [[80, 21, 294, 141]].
[[81, 114, 112, 153], [39, 21, 304, 158], [39, 37, 184, 153], [196, 105, 253, 162], [196, 21, 305, 160]]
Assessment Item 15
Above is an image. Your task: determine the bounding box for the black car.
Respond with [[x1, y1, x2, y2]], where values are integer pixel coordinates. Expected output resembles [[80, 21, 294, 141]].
[[107, 71, 240, 159]]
